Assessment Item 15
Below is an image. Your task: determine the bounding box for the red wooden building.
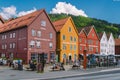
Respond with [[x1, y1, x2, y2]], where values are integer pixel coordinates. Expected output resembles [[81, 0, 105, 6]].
[[78, 28, 87, 54], [0, 9, 56, 63], [78, 25, 100, 55], [115, 39, 120, 55]]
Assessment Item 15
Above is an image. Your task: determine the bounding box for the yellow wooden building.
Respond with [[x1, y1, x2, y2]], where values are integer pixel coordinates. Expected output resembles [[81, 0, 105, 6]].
[[53, 17, 78, 63]]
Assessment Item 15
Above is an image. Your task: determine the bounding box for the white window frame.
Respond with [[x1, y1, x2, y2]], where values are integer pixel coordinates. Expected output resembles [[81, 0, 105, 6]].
[[32, 29, 36, 36], [49, 42, 53, 48], [13, 43, 15, 48], [30, 40, 35, 48], [36, 41, 41, 48], [10, 43, 12, 49], [10, 33, 12, 38], [37, 31, 41, 37], [49, 33, 53, 39], [41, 20, 46, 27], [13, 33, 16, 38]]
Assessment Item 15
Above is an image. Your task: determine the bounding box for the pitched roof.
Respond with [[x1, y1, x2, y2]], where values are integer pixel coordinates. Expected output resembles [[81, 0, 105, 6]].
[[106, 33, 111, 40], [84, 26, 93, 35], [98, 32, 104, 40], [0, 9, 44, 33], [77, 27, 87, 36], [115, 39, 120, 46], [53, 17, 69, 32]]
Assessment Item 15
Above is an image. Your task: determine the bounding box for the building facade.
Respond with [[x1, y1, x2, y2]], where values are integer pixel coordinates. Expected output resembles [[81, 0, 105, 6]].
[[84, 26, 100, 54], [115, 38, 120, 55], [99, 32, 108, 55], [107, 33, 115, 55], [0, 9, 56, 63], [78, 28, 87, 55], [53, 17, 78, 63]]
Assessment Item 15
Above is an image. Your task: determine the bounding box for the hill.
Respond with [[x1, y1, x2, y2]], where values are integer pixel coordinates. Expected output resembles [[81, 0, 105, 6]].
[[49, 14, 120, 38]]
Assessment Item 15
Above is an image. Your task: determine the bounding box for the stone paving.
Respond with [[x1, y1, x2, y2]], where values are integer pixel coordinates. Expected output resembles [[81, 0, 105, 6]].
[[0, 65, 120, 80]]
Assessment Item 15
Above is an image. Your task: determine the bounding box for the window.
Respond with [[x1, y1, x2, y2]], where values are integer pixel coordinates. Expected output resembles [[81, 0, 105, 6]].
[[80, 46, 82, 50], [49, 33, 53, 39], [50, 53, 55, 60], [70, 44, 72, 50], [10, 33, 12, 38], [79, 39, 82, 42], [13, 43, 15, 48], [36, 41, 40, 48], [92, 33, 94, 37], [41, 20, 46, 26], [96, 48, 98, 52], [4, 35, 7, 39], [31, 54, 38, 60], [49, 42, 53, 48], [10, 43, 12, 49], [4, 44, 7, 49], [44, 54, 48, 60], [37, 31, 41, 37], [68, 27, 71, 32], [30, 40, 35, 48], [2, 45, 4, 49], [74, 45, 76, 50], [74, 37, 76, 42], [13, 33, 15, 38], [2, 35, 4, 40], [96, 41, 98, 45], [70, 36, 73, 41], [62, 35, 66, 40], [62, 44, 66, 50], [32, 29, 36, 36]]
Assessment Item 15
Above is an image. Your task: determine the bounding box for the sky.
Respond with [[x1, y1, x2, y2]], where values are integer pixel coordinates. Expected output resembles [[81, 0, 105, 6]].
[[0, 0, 120, 24]]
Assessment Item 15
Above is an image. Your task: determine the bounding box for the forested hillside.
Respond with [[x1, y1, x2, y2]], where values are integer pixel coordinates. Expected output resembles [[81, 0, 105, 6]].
[[49, 14, 120, 38]]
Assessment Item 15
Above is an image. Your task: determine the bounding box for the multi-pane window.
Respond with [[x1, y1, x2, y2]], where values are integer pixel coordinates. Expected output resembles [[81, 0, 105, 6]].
[[13, 43, 15, 48], [70, 44, 72, 50], [30, 40, 35, 48], [70, 36, 73, 41], [96, 48, 98, 52], [37, 31, 41, 37], [74, 37, 76, 42], [68, 27, 71, 32], [2, 45, 4, 49], [10, 43, 12, 48], [32, 29, 36, 36], [74, 45, 76, 50], [13, 33, 16, 38], [4, 35, 7, 39], [41, 20, 46, 27], [80, 46, 82, 50], [10, 33, 12, 38], [62, 35, 66, 40], [49, 42, 53, 48], [79, 39, 82, 42], [49, 33, 53, 39], [4, 44, 7, 49], [2, 35, 4, 40], [50, 53, 55, 60], [62, 44, 66, 50], [36, 41, 40, 48]]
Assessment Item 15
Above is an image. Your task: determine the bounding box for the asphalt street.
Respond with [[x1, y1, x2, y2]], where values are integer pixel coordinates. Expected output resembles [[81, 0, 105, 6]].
[[55, 72, 120, 80]]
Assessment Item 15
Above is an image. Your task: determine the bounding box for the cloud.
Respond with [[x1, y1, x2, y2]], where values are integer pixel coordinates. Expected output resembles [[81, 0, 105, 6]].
[[0, 6, 17, 19], [17, 8, 36, 17], [0, 6, 37, 20], [50, 2, 88, 17]]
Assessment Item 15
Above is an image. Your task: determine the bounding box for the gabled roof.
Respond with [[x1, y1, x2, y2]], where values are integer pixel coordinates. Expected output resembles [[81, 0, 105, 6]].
[[115, 39, 120, 46], [98, 32, 104, 40], [106, 33, 111, 40], [0, 9, 44, 33], [84, 25, 100, 40], [53, 17, 69, 32], [84, 26, 92, 35], [77, 28, 87, 37]]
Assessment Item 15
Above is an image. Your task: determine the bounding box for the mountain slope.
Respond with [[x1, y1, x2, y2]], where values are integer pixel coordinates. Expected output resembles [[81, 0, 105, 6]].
[[49, 14, 120, 38]]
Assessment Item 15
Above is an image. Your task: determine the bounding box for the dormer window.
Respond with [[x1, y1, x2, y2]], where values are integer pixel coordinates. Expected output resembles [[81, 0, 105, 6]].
[[41, 20, 46, 27]]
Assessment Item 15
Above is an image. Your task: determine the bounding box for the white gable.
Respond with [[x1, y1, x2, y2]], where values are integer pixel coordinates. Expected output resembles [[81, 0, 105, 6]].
[[107, 33, 115, 55], [100, 32, 108, 55]]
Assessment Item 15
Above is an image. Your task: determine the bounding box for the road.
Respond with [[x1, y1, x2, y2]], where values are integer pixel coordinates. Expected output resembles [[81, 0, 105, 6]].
[[55, 71, 120, 80]]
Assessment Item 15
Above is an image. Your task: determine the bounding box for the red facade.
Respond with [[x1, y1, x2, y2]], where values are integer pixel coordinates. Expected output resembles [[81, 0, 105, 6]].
[[0, 9, 56, 63], [115, 39, 120, 55], [78, 26, 100, 55]]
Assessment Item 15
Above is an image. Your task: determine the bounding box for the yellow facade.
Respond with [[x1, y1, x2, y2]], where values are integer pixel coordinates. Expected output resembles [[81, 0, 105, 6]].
[[59, 17, 78, 63]]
